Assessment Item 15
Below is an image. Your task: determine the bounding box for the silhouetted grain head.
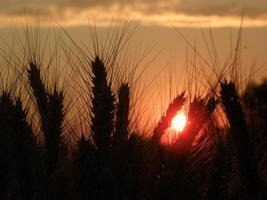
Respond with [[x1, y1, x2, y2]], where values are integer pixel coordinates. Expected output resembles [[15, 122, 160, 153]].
[[188, 97, 206, 126], [171, 95, 217, 158], [0, 92, 38, 200], [91, 56, 108, 89], [27, 62, 49, 134], [27, 60, 66, 177], [153, 92, 186, 141], [220, 81, 247, 140], [48, 89, 65, 136], [114, 83, 130, 148], [90, 56, 115, 167], [110, 83, 131, 194], [27, 62, 47, 110], [45, 88, 65, 176], [220, 80, 262, 199], [12, 98, 38, 200]]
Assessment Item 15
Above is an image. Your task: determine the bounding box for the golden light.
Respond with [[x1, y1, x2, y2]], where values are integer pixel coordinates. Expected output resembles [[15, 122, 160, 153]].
[[171, 111, 187, 132]]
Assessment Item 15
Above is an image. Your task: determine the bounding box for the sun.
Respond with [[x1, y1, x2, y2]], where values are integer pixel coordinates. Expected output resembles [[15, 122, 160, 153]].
[[171, 111, 187, 132]]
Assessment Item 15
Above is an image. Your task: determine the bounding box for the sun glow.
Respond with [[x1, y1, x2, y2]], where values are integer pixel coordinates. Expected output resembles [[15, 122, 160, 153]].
[[171, 111, 187, 132]]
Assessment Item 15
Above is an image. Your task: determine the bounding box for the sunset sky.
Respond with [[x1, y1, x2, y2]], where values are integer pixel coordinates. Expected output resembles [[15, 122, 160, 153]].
[[0, 0, 267, 126], [0, 1, 265, 73], [1, 0, 267, 27]]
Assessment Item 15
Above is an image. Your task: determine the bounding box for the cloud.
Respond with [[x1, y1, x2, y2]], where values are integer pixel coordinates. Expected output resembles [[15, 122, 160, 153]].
[[0, 0, 267, 27], [174, 0, 267, 17]]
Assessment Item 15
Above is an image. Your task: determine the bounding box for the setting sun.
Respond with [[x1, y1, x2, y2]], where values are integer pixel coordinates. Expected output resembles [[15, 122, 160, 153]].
[[171, 111, 187, 132]]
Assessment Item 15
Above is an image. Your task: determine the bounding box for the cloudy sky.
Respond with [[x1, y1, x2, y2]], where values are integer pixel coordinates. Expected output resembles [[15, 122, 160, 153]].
[[1, 0, 267, 27]]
